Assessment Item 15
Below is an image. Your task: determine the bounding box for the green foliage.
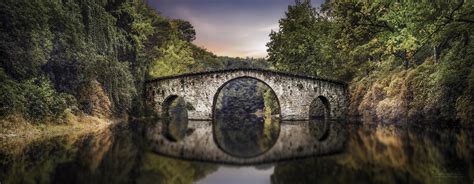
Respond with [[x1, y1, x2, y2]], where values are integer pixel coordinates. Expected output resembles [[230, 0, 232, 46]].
[[0, 0, 197, 120], [267, 0, 353, 80], [264, 89, 279, 115], [148, 33, 271, 78], [266, 0, 321, 75], [0, 0, 273, 122], [0, 0, 53, 80], [0, 69, 26, 117], [268, 0, 474, 124], [0, 69, 76, 121], [95, 57, 136, 114], [148, 38, 196, 77], [456, 69, 474, 125], [22, 78, 75, 121], [173, 19, 196, 42]]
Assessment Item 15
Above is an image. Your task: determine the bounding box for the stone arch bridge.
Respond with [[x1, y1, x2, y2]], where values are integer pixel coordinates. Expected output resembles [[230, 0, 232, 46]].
[[145, 68, 348, 121]]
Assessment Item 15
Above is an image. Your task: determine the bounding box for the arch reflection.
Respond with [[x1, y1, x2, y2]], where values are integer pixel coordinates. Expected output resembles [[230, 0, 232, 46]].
[[146, 120, 346, 165], [162, 95, 188, 141], [212, 77, 281, 158]]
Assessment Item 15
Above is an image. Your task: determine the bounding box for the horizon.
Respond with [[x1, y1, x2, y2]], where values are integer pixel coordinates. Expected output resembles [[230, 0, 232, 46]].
[[146, 0, 324, 58]]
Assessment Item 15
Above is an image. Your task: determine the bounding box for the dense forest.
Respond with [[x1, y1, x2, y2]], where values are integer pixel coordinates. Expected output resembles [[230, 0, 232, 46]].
[[267, 0, 474, 125], [0, 0, 268, 125]]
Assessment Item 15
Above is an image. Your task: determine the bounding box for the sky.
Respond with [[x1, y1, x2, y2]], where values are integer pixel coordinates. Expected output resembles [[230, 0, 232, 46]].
[[146, 0, 323, 58], [196, 166, 274, 184]]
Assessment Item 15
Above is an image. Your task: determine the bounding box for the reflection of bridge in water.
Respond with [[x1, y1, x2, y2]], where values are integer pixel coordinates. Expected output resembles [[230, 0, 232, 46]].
[[145, 69, 349, 164], [145, 68, 348, 121], [146, 120, 347, 165]]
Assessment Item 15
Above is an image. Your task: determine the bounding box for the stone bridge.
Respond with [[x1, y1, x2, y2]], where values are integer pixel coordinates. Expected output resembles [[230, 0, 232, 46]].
[[145, 68, 348, 121]]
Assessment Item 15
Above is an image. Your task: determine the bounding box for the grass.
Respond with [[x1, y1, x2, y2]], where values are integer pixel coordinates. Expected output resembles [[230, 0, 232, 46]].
[[0, 114, 118, 155]]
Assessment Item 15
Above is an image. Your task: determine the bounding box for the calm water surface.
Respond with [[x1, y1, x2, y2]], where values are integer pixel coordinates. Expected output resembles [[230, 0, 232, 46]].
[[0, 120, 473, 184], [1, 78, 473, 183]]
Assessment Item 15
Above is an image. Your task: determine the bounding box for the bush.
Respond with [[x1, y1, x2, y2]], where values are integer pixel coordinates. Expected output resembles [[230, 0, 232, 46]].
[[0, 71, 76, 122], [0, 70, 26, 116]]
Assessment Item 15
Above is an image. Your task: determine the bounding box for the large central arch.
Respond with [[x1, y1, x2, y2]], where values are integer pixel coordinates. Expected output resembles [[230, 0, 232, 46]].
[[211, 76, 282, 120], [211, 76, 282, 158]]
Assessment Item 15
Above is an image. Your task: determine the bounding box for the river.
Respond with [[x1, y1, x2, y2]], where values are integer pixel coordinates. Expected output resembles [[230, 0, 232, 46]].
[[0, 118, 472, 184]]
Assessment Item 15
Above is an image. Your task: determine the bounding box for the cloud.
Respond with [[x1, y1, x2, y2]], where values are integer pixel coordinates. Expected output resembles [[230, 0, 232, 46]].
[[256, 24, 279, 32]]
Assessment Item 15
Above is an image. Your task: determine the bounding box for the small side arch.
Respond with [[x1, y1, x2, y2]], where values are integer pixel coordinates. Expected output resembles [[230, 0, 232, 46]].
[[162, 95, 179, 118], [309, 96, 331, 141], [162, 95, 188, 141], [309, 96, 330, 120]]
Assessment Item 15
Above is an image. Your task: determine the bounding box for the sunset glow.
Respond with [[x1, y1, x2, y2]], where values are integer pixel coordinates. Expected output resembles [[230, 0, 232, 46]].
[[146, 0, 323, 58]]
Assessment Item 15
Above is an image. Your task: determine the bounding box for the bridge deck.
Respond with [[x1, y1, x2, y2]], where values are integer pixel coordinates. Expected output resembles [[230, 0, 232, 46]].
[[145, 68, 347, 86]]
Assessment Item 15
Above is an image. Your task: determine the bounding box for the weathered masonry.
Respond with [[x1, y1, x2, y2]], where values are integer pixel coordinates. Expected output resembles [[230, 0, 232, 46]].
[[145, 68, 348, 121]]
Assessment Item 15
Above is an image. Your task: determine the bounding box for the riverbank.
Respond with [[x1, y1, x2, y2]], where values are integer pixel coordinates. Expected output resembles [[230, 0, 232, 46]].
[[0, 115, 119, 155], [348, 61, 474, 126]]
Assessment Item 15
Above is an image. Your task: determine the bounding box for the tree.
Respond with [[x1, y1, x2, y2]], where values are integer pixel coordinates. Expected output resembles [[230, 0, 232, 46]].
[[148, 38, 196, 77], [322, 1, 474, 69], [266, 0, 347, 79], [267, 0, 317, 74], [173, 19, 196, 42]]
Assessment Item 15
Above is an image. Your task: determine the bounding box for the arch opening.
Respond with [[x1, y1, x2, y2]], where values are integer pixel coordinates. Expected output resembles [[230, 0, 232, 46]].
[[162, 95, 188, 141], [212, 77, 281, 158], [309, 96, 330, 120], [309, 96, 331, 140]]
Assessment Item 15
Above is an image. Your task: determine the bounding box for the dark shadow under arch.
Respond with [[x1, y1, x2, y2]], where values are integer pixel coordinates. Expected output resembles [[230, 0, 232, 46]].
[[162, 95, 179, 118], [309, 96, 330, 120], [309, 96, 331, 141], [211, 76, 282, 119], [162, 95, 188, 142]]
